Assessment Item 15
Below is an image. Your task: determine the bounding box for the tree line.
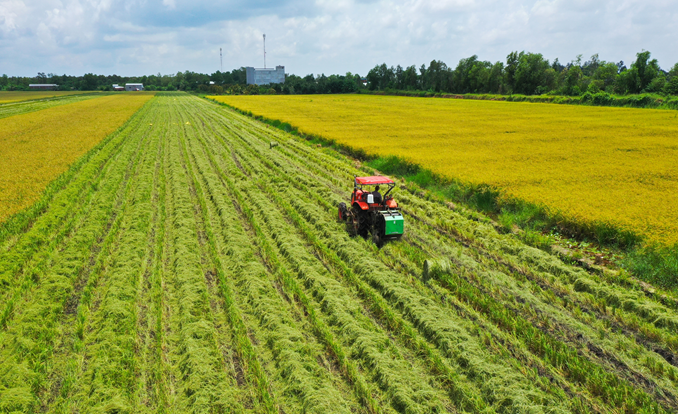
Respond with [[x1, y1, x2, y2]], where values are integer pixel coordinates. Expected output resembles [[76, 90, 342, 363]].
[[0, 69, 248, 92], [0, 68, 365, 95], [2, 50, 677, 96], [366, 51, 678, 96]]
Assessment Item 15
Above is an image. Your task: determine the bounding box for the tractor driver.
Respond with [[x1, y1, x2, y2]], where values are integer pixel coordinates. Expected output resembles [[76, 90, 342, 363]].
[[372, 185, 382, 204]]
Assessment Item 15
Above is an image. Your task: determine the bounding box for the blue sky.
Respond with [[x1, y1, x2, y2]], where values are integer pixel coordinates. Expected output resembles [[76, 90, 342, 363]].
[[1, 0, 676, 77]]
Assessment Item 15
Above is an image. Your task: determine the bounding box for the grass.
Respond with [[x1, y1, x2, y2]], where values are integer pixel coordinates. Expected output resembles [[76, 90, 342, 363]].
[[358, 89, 678, 110]]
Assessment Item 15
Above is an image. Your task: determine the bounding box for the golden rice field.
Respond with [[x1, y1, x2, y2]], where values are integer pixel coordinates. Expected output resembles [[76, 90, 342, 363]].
[[210, 94, 678, 245], [0, 93, 154, 221], [0, 90, 91, 104]]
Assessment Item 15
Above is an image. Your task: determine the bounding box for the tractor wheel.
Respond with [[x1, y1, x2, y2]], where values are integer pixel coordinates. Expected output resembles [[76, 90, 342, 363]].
[[352, 206, 369, 238], [338, 202, 347, 221], [372, 216, 385, 247], [347, 213, 359, 236]]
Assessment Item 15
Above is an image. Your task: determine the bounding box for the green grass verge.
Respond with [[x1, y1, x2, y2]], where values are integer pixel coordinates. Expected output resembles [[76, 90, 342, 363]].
[[357, 89, 678, 110]]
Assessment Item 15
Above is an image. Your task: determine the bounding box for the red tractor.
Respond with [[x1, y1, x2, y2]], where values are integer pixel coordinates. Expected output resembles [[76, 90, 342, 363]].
[[338, 176, 404, 246]]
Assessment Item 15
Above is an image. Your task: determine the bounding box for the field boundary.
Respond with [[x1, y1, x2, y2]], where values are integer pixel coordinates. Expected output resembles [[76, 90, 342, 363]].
[[204, 95, 678, 290]]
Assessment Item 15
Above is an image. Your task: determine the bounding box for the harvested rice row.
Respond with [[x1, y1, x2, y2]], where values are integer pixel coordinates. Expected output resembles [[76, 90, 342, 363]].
[[156, 100, 245, 413], [399, 214, 678, 405], [213, 108, 566, 412], [213, 120, 490, 413], [69, 106, 162, 411], [185, 101, 389, 413], [207, 102, 563, 413], [397, 189, 678, 338], [194, 106, 440, 410], [206, 98, 676, 412], [384, 216, 674, 411], [0, 100, 155, 308], [182, 108, 361, 413], [42, 111, 162, 413], [398, 194, 678, 368], [134, 112, 170, 412], [0, 106, 156, 412]]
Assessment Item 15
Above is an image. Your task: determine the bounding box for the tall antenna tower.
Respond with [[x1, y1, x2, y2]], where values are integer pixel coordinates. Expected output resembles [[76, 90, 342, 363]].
[[263, 34, 266, 69], [220, 48, 223, 72]]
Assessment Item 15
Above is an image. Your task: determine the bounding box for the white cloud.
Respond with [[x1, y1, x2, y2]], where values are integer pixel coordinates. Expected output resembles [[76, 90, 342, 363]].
[[1, 0, 677, 76]]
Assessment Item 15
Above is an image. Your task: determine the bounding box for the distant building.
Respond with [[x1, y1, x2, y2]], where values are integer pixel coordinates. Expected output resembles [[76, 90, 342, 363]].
[[29, 84, 58, 90], [125, 83, 144, 91], [112, 84, 125, 91], [245, 66, 285, 85]]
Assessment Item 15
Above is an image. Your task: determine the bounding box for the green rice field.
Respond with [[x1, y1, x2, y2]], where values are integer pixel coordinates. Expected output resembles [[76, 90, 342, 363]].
[[0, 92, 676, 413]]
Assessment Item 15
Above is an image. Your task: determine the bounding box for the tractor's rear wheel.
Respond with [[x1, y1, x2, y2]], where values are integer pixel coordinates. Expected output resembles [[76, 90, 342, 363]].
[[347, 213, 359, 236], [372, 215, 385, 247], [338, 202, 347, 221], [351, 206, 369, 238]]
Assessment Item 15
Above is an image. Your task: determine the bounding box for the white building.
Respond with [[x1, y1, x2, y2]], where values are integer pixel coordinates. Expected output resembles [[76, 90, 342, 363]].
[[245, 66, 285, 85], [125, 83, 144, 91]]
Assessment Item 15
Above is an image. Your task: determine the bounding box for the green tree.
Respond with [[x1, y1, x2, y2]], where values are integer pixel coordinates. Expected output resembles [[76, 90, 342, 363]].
[[664, 77, 678, 95], [453, 55, 496, 94], [401, 65, 418, 90], [668, 63, 678, 79], [513, 52, 550, 95], [366, 64, 395, 90], [487, 62, 504, 93], [561, 65, 583, 95], [426, 60, 450, 92], [594, 62, 619, 89], [505, 51, 519, 93], [616, 51, 661, 94], [634, 51, 661, 92], [79, 73, 97, 90], [665, 63, 678, 95]]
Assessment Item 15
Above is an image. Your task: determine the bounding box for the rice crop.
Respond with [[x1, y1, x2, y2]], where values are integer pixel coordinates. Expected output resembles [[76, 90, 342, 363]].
[[0, 90, 91, 104], [0, 93, 154, 222], [0, 93, 105, 120], [0, 92, 675, 413], [210, 94, 678, 246]]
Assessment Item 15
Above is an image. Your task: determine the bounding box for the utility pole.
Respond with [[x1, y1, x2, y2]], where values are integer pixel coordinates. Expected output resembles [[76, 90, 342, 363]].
[[263, 34, 266, 69]]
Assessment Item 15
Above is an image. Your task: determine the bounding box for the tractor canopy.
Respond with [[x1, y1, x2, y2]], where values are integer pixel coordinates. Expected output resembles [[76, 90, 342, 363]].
[[355, 176, 395, 186]]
